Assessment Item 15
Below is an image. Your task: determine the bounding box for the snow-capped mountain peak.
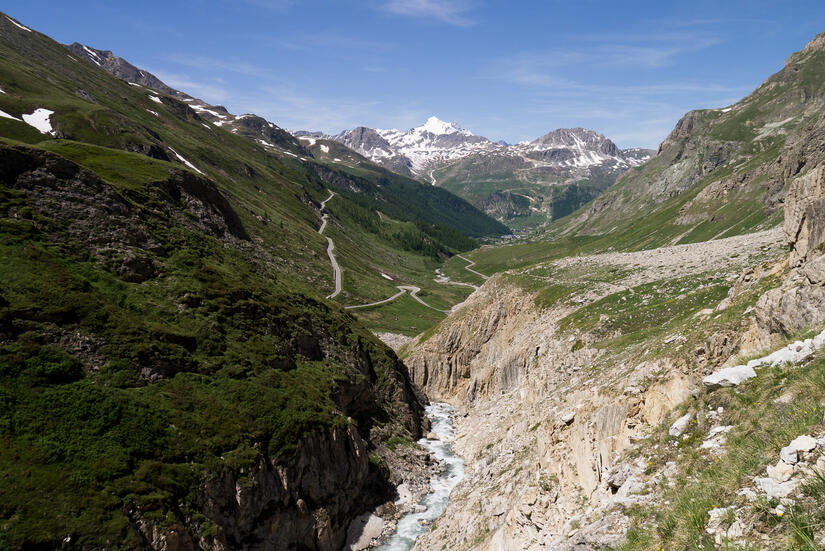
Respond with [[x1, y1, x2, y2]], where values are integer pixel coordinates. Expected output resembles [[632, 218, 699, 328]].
[[312, 119, 652, 182], [419, 116, 468, 136]]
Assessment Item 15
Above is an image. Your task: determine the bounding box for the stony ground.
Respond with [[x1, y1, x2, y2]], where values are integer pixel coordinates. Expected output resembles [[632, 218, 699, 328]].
[[548, 227, 785, 287]]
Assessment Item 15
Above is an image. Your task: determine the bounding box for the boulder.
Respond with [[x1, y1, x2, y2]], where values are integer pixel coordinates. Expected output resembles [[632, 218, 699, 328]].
[[669, 413, 692, 437], [345, 513, 384, 551], [703, 366, 757, 390], [788, 434, 817, 453], [767, 460, 794, 482], [780, 446, 798, 465], [754, 476, 799, 499]]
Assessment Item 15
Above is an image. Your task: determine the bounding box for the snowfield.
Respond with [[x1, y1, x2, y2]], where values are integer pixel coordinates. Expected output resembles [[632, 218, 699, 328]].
[[22, 108, 56, 135]]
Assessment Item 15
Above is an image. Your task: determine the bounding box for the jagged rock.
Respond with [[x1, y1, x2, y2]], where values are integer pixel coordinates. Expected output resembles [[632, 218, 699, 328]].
[[703, 366, 757, 390], [767, 460, 794, 482], [780, 446, 799, 465], [706, 507, 732, 535], [669, 413, 692, 437], [426, 432, 440, 440], [803, 253, 825, 284], [641, 371, 694, 425], [754, 476, 799, 499], [700, 425, 733, 451], [755, 280, 825, 337], [785, 162, 825, 266], [726, 519, 745, 540]]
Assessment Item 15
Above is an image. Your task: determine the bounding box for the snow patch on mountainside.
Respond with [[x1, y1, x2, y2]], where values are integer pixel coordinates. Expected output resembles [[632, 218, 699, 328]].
[[82, 45, 102, 66], [6, 16, 32, 32], [168, 147, 204, 175], [0, 109, 21, 121], [22, 108, 56, 135], [321, 118, 650, 179]]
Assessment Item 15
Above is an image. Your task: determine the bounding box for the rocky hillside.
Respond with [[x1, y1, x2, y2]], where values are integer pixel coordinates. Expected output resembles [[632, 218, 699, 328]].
[[400, 31, 825, 551], [402, 166, 825, 550], [550, 32, 825, 251], [306, 120, 652, 230]]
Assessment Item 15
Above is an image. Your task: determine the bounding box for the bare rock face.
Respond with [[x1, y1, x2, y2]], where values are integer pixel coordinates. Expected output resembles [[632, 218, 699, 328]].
[[747, 161, 825, 344], [405, 277, 540, 403], [785, 162, 825, 266], [197, 425, 373, 551]]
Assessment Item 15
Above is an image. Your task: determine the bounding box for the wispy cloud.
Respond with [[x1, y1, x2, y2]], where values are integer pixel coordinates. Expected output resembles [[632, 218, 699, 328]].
[[165, 54, 272, 79], [381, 0, 477, 27], [476, 30, 744, 147], [152, 71, 232, 103], [490, 32, 720, 84]]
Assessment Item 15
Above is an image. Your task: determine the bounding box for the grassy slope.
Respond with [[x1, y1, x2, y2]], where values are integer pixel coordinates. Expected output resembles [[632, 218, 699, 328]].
[[0, 14, 507, 334], [0, 141, 424, 548], [620, 341, 825, 551]]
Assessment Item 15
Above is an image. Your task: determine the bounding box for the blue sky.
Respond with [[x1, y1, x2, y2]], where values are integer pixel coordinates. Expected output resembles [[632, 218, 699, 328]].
[[9, 1, 825, 148]]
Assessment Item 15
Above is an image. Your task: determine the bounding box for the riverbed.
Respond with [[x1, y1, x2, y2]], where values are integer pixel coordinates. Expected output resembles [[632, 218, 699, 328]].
[[377, 403, 465, 551]]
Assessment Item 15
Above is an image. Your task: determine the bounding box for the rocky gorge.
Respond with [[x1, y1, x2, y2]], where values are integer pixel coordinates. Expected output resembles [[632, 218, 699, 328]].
[[391, 121, 825, 551]]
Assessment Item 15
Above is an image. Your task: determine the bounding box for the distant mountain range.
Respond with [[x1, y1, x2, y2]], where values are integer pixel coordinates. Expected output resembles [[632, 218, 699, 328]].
[[66, 43, 652, 232], [299, 119, 653, 229]]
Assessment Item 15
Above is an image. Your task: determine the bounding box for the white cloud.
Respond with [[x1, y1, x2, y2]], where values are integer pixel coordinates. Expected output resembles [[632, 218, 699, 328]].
[[381, 0, 477, 27], [151, 71, 232, 103], [164, 54, 272, 79]]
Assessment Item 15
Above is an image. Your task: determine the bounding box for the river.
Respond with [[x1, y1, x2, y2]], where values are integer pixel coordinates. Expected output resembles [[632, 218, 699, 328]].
[[376, 403, 465, 551]]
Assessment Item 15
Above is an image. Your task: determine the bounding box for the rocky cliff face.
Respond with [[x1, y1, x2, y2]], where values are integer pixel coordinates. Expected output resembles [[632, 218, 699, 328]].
[[742, 158, 825, 349], [66, 43, 181, 97], [403, 224, 792, 549]]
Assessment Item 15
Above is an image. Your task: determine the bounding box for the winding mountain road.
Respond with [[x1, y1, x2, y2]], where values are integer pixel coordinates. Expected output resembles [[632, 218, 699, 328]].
[[345, 285, 447, 313], [456, 254, 489, 280], [318, 190, 482, 311], [318, 191, 341, 299]]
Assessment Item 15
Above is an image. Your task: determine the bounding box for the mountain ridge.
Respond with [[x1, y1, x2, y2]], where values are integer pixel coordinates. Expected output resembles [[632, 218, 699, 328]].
[[302, 119, 652, 229]]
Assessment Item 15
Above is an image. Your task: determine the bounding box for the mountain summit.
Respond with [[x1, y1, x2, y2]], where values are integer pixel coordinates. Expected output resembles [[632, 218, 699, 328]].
[[308, 121, 652, 228], [324, 116, 497, 177], [419, 116, 469, 136]]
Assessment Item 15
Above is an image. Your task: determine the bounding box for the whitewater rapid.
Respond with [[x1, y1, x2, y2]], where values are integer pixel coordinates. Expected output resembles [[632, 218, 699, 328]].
[[377, 403, 465, 551]]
